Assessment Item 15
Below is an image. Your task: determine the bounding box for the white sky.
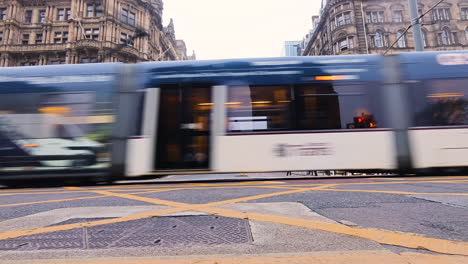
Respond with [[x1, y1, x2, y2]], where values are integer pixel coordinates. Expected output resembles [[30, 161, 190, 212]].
[[162, 0, 321, 60]]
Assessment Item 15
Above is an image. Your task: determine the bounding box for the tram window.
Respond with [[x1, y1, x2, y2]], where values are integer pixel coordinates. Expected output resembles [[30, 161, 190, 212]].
[[227, 85, 291, 132], [295, 83, 378, 130], [411, 78, 468, 126]]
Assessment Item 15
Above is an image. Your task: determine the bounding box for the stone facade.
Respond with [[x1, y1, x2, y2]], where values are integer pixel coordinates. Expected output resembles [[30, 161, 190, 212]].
[[300, 0, 468, 56], [0, 0, 190, 67]]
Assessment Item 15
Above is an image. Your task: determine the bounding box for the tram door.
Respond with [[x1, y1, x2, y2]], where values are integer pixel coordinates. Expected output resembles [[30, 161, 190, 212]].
[[155, 83, 212, 170]]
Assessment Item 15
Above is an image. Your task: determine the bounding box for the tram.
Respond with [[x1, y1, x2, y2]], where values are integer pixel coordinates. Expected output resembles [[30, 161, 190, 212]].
[[1, 51, 468, 182]]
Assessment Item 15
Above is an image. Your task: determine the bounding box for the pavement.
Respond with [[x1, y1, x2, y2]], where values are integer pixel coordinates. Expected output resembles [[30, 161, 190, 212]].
[[0, 175, 467, 263]]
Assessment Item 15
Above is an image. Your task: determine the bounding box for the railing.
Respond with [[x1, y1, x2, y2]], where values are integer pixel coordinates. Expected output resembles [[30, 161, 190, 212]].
[[0, 43, 68, 52]]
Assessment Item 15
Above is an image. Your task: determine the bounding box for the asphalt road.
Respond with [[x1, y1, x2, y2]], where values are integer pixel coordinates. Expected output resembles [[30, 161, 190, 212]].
[[0, 175, 467, 263]]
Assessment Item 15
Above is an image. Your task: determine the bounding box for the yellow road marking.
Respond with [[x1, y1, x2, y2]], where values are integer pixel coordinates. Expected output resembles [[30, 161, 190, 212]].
[[82, 189, 196, 209], [279, 179, 468, 188], [81, 185, 468, 256], [0, 185, 302, 197], [1, 178, 464, 196], [0, 189, 185, 208], [0, 207, 187, 240], [201, 184, 338, 207], [3, 252, 466, 264], [198, 207, 468, 256], [0, 195, 108, 207], [1, 180, 467, 257], [0, 185, 336, 240], [401, 176, 468, 181], [323, 188, 468, 196]]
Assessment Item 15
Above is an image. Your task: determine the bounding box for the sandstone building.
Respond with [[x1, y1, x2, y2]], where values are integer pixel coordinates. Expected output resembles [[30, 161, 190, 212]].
[[300, 0, 468, 56], [0, 0, 194, 67]]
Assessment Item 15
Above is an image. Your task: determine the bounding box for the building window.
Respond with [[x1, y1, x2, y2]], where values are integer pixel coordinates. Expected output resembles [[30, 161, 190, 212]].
[[57, 8, 71, 21], [393, 10, 403, 22], [39, 10, 46, 23], [51, 60, 66, 65], [81, 58, 98, 63], [337, 13, 344, 26], [22, 34, 30, 44], [339, 39, 347, 50], [336, 36, 354, 52], [461, 8, 468, 20], [84, 28, 99, 40], [0, 32, 3, 44], [465, 28, 468, 44], [335, 11, 352, 27], [396, 30, 406, 48], [129, 11, 135, 26], [57, 9, 64, 21], [121, 9, 136, 26], [87, 3, 102, 17], [422, 29, 428, 47], [121, 9, 128, 23], [438, 28, 455, 45], [25, 10, 33, 23], [366, 11, 384, 23], [371, 30, 386, 48], [35, 33, 43, 44], [120, 32, 134, 46], [54, 32, 68, 43], [20, 62, 36, 66], [0, 8, 6, 20], [432, 8, 450, 21]]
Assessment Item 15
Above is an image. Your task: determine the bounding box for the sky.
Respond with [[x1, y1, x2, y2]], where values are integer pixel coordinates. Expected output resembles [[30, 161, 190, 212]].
[[162, 0, 321, 60]]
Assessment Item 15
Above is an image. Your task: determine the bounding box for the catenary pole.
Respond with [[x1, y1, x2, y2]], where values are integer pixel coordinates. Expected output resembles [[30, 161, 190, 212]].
[[408, 0, 424, 51]]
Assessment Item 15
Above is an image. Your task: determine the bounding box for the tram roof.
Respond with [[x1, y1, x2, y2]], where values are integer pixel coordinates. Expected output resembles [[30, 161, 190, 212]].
[[141, 54, 381, 72], [142, 55, 382, 86], [399, 50, 468, 80]]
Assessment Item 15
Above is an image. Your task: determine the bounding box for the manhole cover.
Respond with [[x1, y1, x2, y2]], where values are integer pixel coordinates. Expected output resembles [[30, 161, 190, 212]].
[[0, 215, 253, 250]]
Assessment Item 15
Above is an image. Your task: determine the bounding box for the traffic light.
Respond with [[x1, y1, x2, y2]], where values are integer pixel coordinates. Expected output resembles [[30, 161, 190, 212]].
[[347, 114, 377, 129]]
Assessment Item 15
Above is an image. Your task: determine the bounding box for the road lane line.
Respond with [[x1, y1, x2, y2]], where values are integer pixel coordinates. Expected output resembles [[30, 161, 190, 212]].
[[0, 195, 108, 207], [0, 207, 187, 240], [277, 179, 468, 188], [197, 207, 468, 256], [322, 188, 468, 196], [73, 189, 197, 209], [0, 185, 335, 240], [0, 189, 187, 208], [200, 184, 338, 207], [69, 185, 327, 210]]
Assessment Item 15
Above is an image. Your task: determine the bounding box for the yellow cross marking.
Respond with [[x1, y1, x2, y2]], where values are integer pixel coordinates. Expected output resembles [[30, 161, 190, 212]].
[[1, 180, 467, 256]]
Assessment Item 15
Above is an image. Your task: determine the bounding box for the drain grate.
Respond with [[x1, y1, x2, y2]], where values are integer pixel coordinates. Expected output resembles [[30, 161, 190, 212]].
[[0, 215, 253, 250]]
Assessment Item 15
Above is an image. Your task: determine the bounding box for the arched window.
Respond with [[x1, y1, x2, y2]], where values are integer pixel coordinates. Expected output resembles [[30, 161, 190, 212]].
[[438, 27, 454, 45], [421, 28, 428, 47], [374, 30, 385, 48], [336, 36, 354, 52], [397, 30, 406, 48], [465, 27, 468, 44]]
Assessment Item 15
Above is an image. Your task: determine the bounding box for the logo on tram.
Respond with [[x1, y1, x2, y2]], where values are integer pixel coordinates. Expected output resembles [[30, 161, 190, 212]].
[[274, 143, 333, 157]]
